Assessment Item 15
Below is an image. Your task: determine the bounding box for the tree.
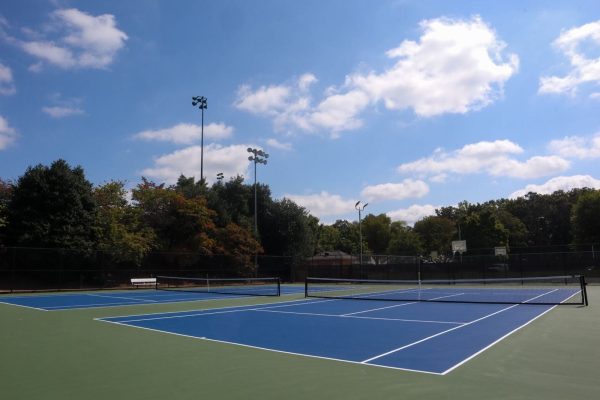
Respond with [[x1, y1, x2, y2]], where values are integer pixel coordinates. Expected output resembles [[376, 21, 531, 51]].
[[174, 174, 206, 199], [331, 219, 363, 255], [361, 213, 392, 255], [387, 221, 423, 255], [0, 179, 12, 239], [93, 181, 156, 265], [413, 216, 455, 255], [315, 224, 341, 253], [132, 178, 217, 252], [7, 160, 97, 249], [571, 190, 600, 245], [261, 198, 316, 258]]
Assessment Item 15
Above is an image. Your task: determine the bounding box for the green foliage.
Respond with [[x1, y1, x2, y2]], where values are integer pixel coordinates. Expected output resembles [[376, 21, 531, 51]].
[[316, 224, 342, 253], [331, 220, 363, 254], [361, 213, 392, 255], [132, 178, 217, 252], [413, 216, 456, 254], [571, 190, 600, 244], [261, 198, 316, 258], [93, 181, 156, 265], [7, 160, 97, 250], [386, 221, 423, 255]]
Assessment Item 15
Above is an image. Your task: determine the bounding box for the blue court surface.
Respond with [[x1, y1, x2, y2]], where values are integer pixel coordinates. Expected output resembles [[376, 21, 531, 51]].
[[97, 295, 573, 375], [0, 285, 305, 310]]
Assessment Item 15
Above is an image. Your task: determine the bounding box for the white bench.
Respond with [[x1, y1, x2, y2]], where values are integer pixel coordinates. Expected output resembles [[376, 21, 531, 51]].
[[130, 277, 157, 288]]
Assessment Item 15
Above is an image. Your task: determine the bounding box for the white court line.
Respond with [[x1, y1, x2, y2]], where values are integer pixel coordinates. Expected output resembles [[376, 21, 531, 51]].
[[253, 309, 465, 325], [0, 300, 49, 311], [85, 293, 158, 303], [441, 288, 583, 375], [342, 292, 465, 316], [361, 289, 559, 364], [98, 318, 443, 376], [102, 298, 339, 323]]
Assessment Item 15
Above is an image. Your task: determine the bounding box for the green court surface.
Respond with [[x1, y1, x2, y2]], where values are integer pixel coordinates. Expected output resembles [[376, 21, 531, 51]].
[[1, 286, 599, 400]]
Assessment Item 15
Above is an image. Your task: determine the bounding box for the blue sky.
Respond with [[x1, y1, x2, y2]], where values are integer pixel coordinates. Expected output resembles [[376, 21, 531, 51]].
[[1, 1, 600, 224]]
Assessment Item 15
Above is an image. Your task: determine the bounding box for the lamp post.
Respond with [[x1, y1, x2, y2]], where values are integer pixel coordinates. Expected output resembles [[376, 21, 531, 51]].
[[192, 96, 207, 183], [247, 148, 269, 269], [355, 200, 368, 275]]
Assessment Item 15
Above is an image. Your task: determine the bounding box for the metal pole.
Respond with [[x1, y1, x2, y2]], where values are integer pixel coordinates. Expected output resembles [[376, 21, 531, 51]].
[[358, 207, 363, 268], [254, 159, 258, 237], [200, 106, 204, 183]]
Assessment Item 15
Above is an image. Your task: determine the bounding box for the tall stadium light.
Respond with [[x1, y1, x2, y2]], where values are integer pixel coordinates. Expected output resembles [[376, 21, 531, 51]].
[[192, 96, 208, 182], [247, 147, 269, 269], [216, 172, 224, 182], [355, 200, 368, 274]]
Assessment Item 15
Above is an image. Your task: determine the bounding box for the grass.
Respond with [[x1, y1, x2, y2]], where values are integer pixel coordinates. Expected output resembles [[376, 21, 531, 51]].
[[0, 287, 599, 399]]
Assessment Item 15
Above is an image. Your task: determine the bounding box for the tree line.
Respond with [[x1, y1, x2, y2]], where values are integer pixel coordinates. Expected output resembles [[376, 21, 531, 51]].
[[1, 160, 599, 265]]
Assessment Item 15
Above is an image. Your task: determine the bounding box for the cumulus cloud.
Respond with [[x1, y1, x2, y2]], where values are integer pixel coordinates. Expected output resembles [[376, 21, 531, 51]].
[[548, 132, 600, 159], [9, 8, 127, 70], [134, 123, 234, 144], [266, 138, 292, 151], [0, 62, 16, 95], [361, 179, 429, 202], [349, 16, 519, 117], [140, 144, 253, 184], [387, 204, 439, 226], [42, 106, 84, 118], [235, 16, 517, 137], [0, 115, 17, 150], [397, 139, 570, 179], [510, 175, 600, 198], [539, 20, 600, 96], [283, 191, 357, 219]]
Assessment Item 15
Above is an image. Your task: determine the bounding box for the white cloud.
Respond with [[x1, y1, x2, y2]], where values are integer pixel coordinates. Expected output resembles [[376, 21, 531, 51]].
[[266, 138, 292, 151], [235, 16, 517, 137], [234, 84, 291, 116], [539, 20, 600, 96], [134, 123, 234, 144], [387, 204, 439, 226], [309, 90, 370, 136], [140, 143, 253, 184], [361, 179, 429, 202], [510, 175, 600, 198], [15, 8, 127, 70], [397, 139, 569, 179], [283, 191, 357, 219], [42, 106, 84, 118], [0, 62, 16, 95], [548, 133, 600, 159], [349, 16, 519, 117], [0, 116, 17, 150]]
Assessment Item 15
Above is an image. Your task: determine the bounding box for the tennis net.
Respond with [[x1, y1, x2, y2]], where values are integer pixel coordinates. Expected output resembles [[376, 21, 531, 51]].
[[305, 275, 587, 305], [156, 275, 281, 297]]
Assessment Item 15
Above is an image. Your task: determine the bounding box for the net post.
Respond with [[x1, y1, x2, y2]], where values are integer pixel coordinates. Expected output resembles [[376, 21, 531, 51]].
[[304, 277, 308, 298], [277, 277, 281, 296], [580, 275, 588, 306]]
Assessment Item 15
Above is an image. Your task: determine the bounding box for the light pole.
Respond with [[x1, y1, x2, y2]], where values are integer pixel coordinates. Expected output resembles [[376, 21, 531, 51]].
[[216, 172, 224, 182], [247, 148, 269, 269], [355, 200, 368, 275], [192, 96, 207, 183]]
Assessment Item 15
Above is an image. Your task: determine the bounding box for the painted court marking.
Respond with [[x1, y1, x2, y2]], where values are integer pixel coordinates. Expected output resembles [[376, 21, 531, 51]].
[[96, 288, 574, 375]]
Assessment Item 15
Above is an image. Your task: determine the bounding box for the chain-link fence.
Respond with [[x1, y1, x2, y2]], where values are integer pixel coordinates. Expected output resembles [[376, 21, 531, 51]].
[[1, 247, 598, 293]]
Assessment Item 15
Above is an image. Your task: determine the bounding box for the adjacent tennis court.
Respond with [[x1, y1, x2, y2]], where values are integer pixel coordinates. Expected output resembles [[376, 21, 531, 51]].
[[0, 277, 296, 310]]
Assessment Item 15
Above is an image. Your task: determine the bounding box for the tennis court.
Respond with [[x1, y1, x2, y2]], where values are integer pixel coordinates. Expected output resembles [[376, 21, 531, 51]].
[[0, 277, 298, 310], [1, 277, 597, 399], [96, 276, 585, 375]]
